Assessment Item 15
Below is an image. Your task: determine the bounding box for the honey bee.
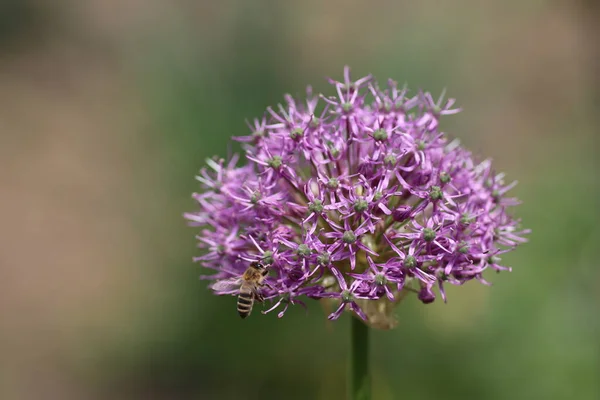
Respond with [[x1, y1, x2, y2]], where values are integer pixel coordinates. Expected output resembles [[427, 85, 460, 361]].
[[212, 262, 269, 319]]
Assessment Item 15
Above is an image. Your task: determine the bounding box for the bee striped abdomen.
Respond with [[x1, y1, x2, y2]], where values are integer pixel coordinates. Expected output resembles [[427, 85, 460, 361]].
[[237, 288, 254, 319]]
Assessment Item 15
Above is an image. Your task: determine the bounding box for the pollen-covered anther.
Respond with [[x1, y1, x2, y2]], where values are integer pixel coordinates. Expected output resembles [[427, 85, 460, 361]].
[[250, 191, 261, 204], [440, 171, 451, 184], [328, 143, 341, 158], [308, 199, 324, 213], [341, 290, 354, 302], [268, 156, 282, 169], [374, 274, 387, 285], [429, 185, 443, 201], [373, 128, 388, 141], [261, 251, 274, 265], [353, 199, 369, 212], [296, 244, 311, 257], [342, 230, 357, 244], [460, 213, 474, 225], [317, 252, 331, 266], [327, 177, 340, 189], [404, 255, 417, 269], [384, 154, 397, 166], [423, 228, 436, 242], [458, 241, 470, 254]]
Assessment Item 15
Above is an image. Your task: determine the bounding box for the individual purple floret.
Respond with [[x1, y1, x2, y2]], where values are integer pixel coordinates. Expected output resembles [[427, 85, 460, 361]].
[[184, 67, 530, 328]]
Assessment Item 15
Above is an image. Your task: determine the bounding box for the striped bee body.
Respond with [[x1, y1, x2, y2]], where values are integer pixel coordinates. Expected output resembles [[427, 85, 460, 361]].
[[236, 262, 268, 319], [237, 285, 256, 319]]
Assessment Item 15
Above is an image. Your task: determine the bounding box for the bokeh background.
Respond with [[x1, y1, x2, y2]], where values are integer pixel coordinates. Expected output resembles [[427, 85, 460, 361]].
[[1, 1, 598, 399]]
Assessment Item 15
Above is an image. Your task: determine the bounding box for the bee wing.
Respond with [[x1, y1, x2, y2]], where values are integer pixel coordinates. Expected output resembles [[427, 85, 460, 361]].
[[210, 277, 242, 294]]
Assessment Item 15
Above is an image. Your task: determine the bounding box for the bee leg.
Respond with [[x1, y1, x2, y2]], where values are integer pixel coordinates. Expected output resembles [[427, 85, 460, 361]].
[[254, 292, 265, 303]]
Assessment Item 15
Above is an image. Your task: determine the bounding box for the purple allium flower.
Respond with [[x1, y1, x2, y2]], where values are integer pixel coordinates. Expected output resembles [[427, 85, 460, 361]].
[[185, 67, 530, 329]]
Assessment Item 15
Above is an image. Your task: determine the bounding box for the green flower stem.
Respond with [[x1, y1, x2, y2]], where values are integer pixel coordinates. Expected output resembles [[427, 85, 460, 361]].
[[350, 316, 370, 400]]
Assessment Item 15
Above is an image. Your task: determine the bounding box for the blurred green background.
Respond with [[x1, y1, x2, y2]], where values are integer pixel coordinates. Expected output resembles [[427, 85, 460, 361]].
[[0, 1, 598, 399]]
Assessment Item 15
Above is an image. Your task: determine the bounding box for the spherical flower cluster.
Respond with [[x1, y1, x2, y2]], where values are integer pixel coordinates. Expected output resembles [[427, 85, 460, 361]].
[[185, 67, 529, 328]]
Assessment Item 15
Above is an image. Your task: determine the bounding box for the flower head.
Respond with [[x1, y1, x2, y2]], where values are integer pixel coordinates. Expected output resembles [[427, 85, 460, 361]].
[[185, 67, 530, 328]]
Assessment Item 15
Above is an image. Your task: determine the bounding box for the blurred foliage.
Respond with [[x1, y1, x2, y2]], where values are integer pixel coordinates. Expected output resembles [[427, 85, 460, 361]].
[[1, 1, 598, 399], [0, 1, 35, 42], [0, 0, 52, 50]]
